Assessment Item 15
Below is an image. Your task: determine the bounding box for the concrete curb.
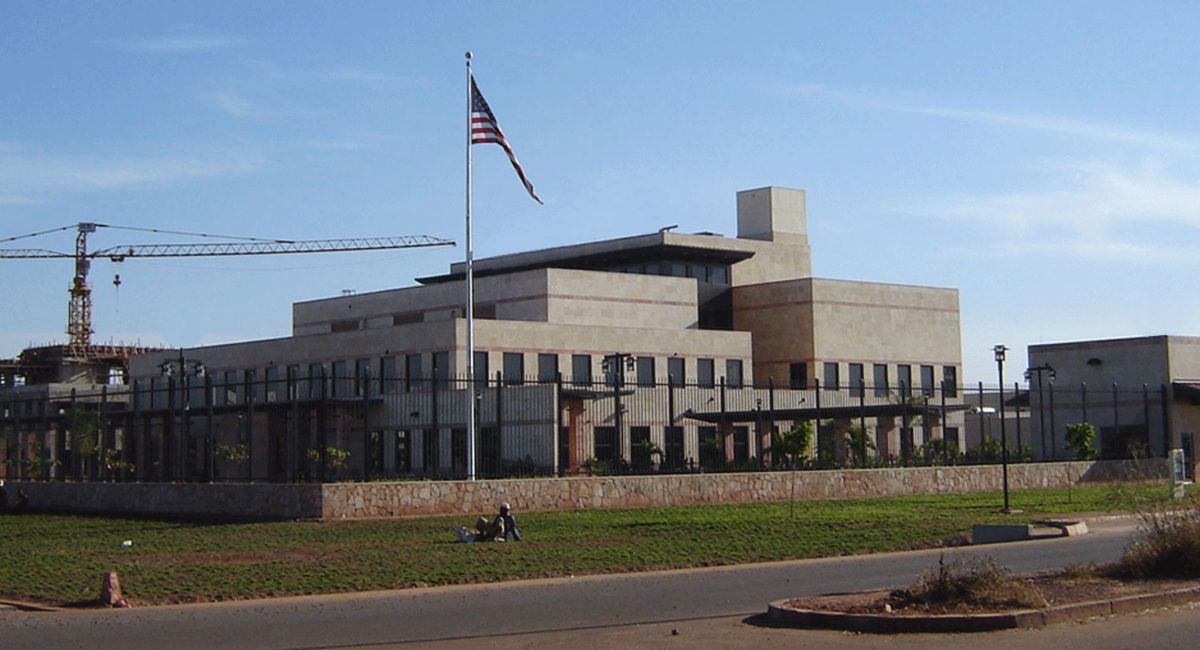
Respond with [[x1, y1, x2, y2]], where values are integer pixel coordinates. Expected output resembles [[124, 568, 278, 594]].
[[767, 585, 1200, 633], [0, 600, 60, 612]]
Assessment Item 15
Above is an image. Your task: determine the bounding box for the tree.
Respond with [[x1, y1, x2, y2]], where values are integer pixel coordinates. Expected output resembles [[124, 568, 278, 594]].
[[1065, 422, 1098, 461], [846, 425, 877, 468], [778, 421, 815, 468]]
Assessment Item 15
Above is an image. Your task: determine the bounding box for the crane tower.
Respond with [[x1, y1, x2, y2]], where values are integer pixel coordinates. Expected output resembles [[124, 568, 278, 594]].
[[0, 223, 454, 386]]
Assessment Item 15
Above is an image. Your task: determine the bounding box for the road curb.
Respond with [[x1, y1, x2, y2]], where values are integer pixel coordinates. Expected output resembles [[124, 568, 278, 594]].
[[767, 585, 1200, 633]]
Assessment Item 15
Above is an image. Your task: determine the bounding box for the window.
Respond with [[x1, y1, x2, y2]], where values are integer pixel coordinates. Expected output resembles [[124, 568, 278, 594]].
[[307, 364, 324, 399], [726, 359, 744, 388], [594, 426, 617, 463], [710, 265, 729, 285], [265, 366, 283, 403], [433, 351, 450, 382], [452, 428, 468, 472], [823, 362, 839, 391], [503, 352, 524, 385], [942, 366, 958, 398], [636, 356, 655, 387], [789, 362, 808, 390], [355, 358, 371, 397], [667, 357, 685, 386], [631, 426, 653, 469], [405, 354, 422, 391], [473, 351, 489, 385], [699, 426, 721, 468], [845, 363, 862, 397], [572, 354, 592, 386], [664, 426, 684, 470], [898, 364, 912, 398], [697, 358, 715, 388], [873, 364, 889, 397], [381, 356, 398, 393], [920, 365, 935, 397], [246, 369, 260, 402], [332, 361, 349, 398], [287, 365, 303, 400], [538, 353, 558, 382]]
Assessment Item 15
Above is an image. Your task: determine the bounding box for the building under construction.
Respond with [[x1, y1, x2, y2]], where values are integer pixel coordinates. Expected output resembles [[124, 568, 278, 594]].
[[0, 343, 163, 389]]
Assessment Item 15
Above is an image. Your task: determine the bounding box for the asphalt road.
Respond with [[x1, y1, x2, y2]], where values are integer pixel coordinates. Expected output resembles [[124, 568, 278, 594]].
[[0, 516, 1168, 650]]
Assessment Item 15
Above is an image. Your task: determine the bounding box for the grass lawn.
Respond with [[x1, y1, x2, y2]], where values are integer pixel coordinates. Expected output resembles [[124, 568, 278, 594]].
[[0, 484, 1174, 607]]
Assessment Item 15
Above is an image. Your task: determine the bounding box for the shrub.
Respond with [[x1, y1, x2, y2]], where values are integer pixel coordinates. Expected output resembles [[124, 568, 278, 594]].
[[1117, 505, 1200, 579], [1065, 422, 1098, 461], [897, 554, 1047, 610]]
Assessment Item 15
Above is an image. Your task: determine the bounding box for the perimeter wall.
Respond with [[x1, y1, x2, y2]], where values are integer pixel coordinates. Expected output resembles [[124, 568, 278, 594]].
[[3, 459, 1166, 521]]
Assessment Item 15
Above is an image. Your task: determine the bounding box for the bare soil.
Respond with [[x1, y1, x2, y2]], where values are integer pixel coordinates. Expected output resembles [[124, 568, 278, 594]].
[[784, 571, 1200, 616]]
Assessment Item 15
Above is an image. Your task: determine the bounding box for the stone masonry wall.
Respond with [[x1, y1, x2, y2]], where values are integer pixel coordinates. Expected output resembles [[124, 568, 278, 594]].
[[5, 459, 1165, 521]]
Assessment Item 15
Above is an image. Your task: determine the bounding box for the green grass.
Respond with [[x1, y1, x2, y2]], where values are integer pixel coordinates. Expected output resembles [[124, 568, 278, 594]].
[[0, 484, 1175, 606]]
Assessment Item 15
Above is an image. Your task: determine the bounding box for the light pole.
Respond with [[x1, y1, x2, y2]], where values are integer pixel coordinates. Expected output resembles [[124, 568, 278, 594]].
[[602, 353, 636, 467], [994, 344, 1014, 513], [160, 349, 206, 481]]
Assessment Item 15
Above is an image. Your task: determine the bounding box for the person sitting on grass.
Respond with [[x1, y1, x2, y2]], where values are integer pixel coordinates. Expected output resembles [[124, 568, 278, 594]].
[[456, 502, 522, 543]]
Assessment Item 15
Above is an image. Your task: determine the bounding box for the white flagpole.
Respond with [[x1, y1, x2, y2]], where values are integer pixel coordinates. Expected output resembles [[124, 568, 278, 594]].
[[465, 52, 477, 481]]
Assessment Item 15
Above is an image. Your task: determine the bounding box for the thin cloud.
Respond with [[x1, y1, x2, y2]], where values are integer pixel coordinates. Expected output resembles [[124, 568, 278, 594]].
[[210, 89, 268, 119], [907, 161, 1200, 265], [0, 149, 260, 196], [790, 83, 1197, 152], [316, 67, 408, 86], [108, 34, 251, 53]]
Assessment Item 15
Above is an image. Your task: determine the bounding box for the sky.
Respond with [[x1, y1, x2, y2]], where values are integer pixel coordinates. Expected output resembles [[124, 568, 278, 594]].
[[4, 1, 1200, 385]]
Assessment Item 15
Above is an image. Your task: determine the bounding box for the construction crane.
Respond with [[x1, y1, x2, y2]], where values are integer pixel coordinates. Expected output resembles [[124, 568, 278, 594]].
[[0, 222, 455, 348]]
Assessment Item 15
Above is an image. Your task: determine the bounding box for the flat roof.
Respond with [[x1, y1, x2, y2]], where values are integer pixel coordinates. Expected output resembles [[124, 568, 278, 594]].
[[417, 230, 756, 284]]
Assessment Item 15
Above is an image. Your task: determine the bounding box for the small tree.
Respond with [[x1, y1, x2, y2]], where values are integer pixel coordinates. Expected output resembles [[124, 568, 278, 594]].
[[846, 425, 877, 468], [215, 444, 250, 464], [922, 437, 960, 466], [778, 421, 815, 468], [1065, 422, 1098, 461], [307, 446, 351, 469]]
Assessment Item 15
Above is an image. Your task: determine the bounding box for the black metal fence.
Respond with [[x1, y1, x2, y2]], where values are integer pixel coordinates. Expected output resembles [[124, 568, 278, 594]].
[[0, 375, 1178, 483]]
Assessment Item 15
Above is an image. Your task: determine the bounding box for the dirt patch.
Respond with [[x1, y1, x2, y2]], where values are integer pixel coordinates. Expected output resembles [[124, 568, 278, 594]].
[[784, 571, 1200, 616]]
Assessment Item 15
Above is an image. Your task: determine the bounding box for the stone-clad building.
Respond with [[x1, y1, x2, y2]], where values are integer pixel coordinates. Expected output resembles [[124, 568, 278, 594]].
[[127, 186, 963, 478]]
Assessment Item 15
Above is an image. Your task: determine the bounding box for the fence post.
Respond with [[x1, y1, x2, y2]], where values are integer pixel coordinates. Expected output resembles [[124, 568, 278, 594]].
[[555, 371, 564, 477], [768, 377, 776, 469], [1081, 382, 1088, 429], [1049, 382, 1057, 459], [1161, 384, 1172, 460], [1014, 381, 1022, 456], [1112, 382, 1120, 456]]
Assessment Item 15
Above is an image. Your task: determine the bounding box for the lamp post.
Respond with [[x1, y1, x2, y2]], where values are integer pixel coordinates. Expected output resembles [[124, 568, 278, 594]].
[[602, 353, 636, 466], [994, 344, 1014, 513], [160, 349, 206, 481], [1025, 364, 1056, 460]]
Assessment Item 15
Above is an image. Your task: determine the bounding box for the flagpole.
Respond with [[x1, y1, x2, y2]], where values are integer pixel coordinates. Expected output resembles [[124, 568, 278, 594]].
[[465, 51, 477, 481]]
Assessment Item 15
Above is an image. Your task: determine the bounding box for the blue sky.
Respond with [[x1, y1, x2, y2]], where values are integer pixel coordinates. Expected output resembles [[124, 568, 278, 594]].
[[4, 1, 1200, 384]]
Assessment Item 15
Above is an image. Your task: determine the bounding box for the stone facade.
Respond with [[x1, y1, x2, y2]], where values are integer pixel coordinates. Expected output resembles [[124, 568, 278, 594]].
[[5, 459, 1165, 521]]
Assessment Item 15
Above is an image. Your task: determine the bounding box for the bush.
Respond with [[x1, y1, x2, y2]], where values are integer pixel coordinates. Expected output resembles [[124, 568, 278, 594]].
[[896, 554, 1047, 610], [1065, 422, 1098, 461], [1117, 505, 1200, 579]]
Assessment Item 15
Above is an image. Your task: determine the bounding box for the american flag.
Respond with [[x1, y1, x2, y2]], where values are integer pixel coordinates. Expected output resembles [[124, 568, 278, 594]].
[[471, 75, 542, 204]]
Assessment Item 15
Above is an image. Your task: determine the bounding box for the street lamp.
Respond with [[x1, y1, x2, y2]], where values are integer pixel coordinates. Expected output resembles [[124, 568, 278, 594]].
[[994, 345, 1015, 513]]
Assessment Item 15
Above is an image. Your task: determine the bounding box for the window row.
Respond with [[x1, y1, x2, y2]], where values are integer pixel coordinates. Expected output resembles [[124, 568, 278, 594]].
[[789, 362, 959, 397]]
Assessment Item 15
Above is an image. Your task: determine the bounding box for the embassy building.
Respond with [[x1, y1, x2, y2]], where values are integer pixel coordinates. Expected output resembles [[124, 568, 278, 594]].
[[125, 186, 964, 481]]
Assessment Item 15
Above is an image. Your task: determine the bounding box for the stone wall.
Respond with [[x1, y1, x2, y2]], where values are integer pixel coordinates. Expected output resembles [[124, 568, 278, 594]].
[[5, 459, 1167, 521]]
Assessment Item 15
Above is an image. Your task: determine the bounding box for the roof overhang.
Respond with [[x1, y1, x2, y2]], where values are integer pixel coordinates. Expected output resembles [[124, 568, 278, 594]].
[[1173, 382, 1200, 404], [417, 234, 755, 284]]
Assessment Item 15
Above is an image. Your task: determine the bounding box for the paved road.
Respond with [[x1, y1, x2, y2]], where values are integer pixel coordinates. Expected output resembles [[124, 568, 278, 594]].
[[0, 516, 1177, 650]]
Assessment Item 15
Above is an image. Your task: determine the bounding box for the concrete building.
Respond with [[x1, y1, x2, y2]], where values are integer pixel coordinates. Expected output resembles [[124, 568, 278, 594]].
[[1027, 335, 1199, 471], [124, 186, 964, 479]]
